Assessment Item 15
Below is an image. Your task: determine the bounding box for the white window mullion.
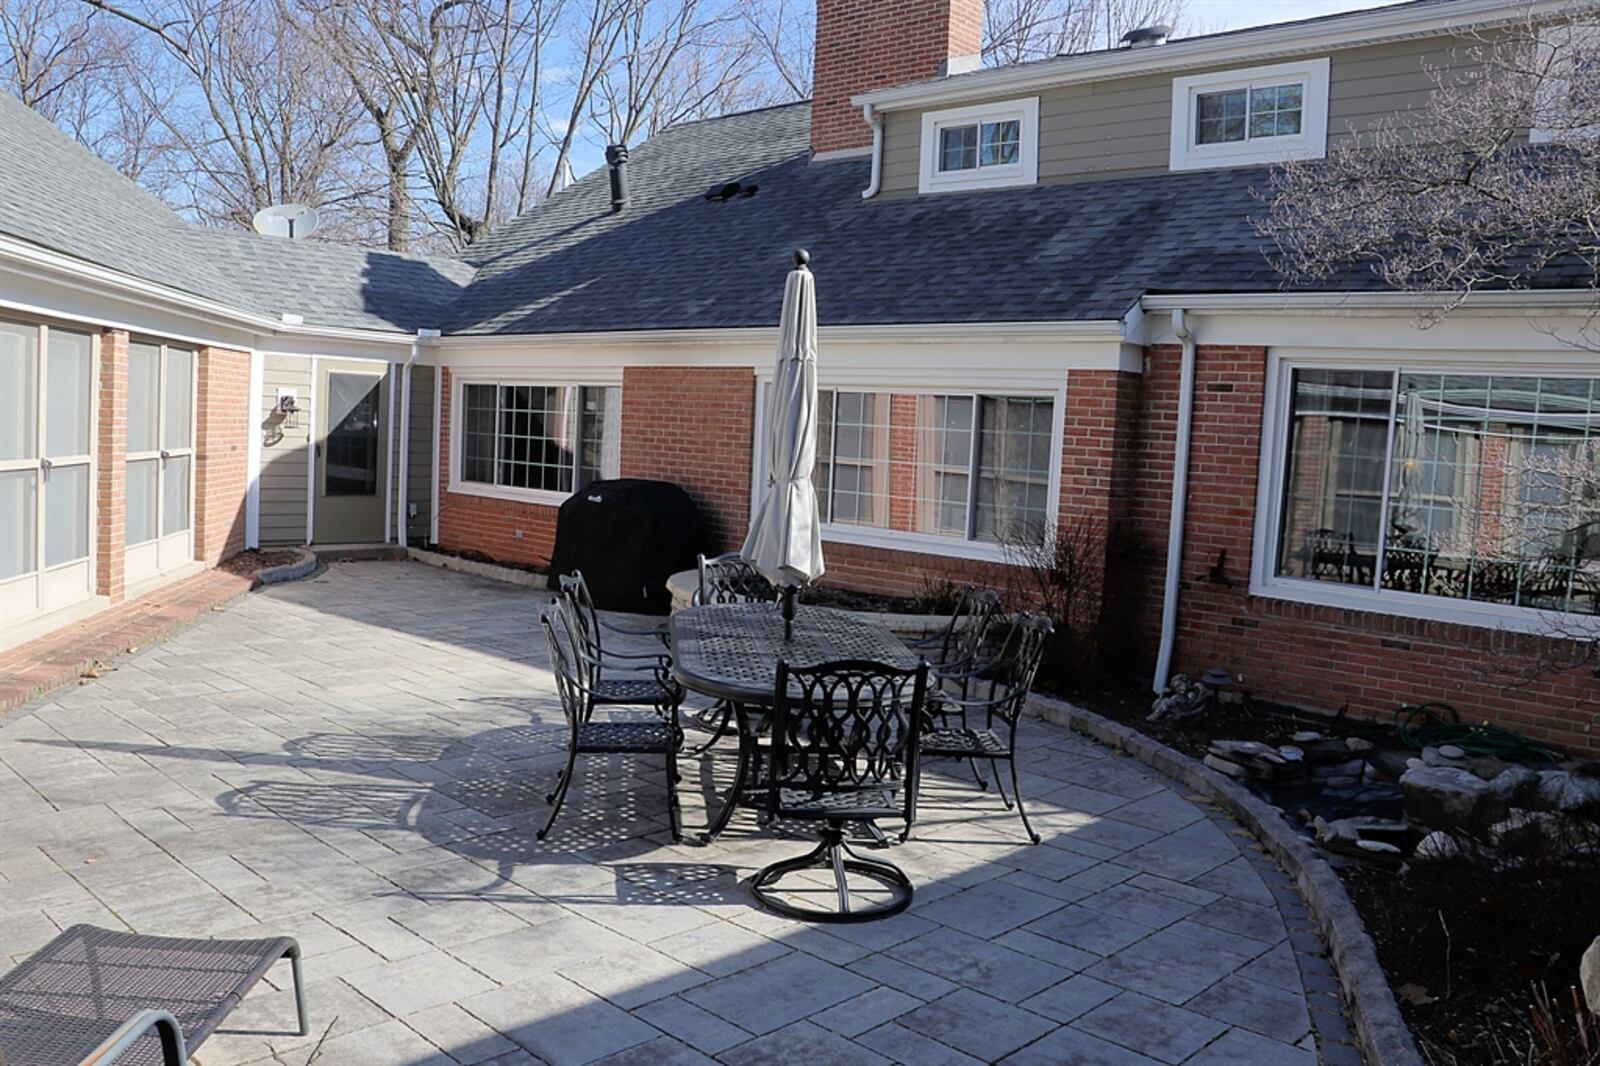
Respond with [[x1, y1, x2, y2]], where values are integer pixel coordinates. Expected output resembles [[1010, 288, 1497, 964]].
[[1371, 370, 1401, 594], [964, 392, 981, 541]]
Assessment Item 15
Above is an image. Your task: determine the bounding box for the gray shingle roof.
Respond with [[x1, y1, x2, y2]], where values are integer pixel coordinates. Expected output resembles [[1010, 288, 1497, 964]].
[[0, 90, 471, 334], [448, 101, 1290, 333]]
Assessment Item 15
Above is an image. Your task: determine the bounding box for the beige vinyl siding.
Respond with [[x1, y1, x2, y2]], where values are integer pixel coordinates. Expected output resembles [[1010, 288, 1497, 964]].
[[398, 365, 435, 545], [259, 354, 311, 545], [878, 34, 1485, 195]]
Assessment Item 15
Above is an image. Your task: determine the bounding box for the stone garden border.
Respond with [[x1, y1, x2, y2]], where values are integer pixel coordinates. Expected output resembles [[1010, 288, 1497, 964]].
[[1029, 692, 1424, 1066], [255, 547, 318, 585], [408, 547, 551, 590]]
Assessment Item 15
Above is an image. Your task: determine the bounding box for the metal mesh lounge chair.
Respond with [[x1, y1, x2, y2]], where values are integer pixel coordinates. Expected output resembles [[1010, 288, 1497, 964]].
[[0, 924, 307, 1066]]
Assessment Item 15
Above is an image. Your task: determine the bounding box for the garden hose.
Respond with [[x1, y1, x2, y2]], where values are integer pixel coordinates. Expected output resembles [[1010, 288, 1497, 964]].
[[1393, 702, 1558, 763]]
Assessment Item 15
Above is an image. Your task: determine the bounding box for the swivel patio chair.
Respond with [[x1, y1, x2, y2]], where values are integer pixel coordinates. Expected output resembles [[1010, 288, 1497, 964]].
[[693, 552, 779, 606], [914, 614, 1054, 844], [539, 613, 684, 843], [751, 658, 929, 923], [0, 924, 307, 1066]]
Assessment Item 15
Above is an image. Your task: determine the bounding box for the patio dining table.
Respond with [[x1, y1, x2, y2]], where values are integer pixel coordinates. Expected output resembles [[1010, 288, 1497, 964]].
[[669, 602, 921, 842]]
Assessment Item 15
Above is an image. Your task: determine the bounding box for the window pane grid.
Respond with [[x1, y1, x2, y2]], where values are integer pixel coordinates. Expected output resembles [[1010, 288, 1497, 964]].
[[460, 382, 619, 494], [1279, 368, 1599, 617]]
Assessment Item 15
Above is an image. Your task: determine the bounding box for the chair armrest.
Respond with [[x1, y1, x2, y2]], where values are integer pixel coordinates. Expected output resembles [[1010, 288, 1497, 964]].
[[597, 616, 672, 646], [83, 1009, 188, 1066]]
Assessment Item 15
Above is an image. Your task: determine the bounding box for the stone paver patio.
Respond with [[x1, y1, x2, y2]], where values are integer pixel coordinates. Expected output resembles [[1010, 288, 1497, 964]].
[[0, 561, 1343, 1065]]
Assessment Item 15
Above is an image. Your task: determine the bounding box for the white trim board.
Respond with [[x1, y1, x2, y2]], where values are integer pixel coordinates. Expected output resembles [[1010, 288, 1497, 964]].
[[1168, 59, 1330, 172]]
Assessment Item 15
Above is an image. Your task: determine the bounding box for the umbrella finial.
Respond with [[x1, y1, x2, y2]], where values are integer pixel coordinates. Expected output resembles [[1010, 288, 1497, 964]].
[[793, 248, 810, 269]]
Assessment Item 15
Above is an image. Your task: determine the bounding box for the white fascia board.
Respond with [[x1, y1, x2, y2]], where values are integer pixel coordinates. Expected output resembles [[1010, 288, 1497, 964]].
[[432, 320, 1126, 350], [0, 236, 417, 351], [1138, 290, 1598, 313], [853, 0, 1592, 112]]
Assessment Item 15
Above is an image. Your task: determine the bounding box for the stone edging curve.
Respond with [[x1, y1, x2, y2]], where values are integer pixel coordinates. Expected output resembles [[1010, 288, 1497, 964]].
[[1028, 692, 1423, 1066], [255, 547, 319, 586]]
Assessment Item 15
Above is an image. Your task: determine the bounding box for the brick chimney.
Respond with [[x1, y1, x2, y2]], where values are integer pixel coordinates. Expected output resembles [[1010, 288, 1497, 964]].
[[811, 0, 984, 157]]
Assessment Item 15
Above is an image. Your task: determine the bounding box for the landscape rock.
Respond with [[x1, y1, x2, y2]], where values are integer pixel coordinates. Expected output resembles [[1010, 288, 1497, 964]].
[[1487, 766, 1541, 807], [1583, 937, 1600, 1016], [1204, 754, 1250, 778], [1402, 766, 1510, 833], [1438, 744, 1466, 760], [1533, 771, 1600, 816], [1367, 749, 1414, 780], [1345, 737, 1375, 753], [1312, 816, 1359, 844], [1292, 731, 1322, 743], [1278, 746, 1305, 762], [1356, 839, 1402, 855]]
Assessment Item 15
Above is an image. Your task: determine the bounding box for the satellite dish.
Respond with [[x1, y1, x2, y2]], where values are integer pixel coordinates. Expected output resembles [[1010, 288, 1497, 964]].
[[251, 203, 320, 239]]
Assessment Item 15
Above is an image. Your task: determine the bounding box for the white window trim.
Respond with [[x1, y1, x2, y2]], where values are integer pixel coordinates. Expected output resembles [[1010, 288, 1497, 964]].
[[918, 97, 1041, 194], [753, 382, 1066, 565], [1169, 58, 1331, 172], [1250, 349, 1600, 635], [124, 341, 197, 552], [447, 376, 618, 507]]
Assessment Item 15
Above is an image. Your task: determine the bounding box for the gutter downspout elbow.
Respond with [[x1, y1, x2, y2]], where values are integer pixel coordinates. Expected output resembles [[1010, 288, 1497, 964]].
[[860, 103, 883, 200], [1153, 308, 1196, 693]]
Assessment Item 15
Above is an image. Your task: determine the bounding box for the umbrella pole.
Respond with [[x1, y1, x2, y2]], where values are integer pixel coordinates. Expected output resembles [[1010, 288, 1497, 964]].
[[781, 585, 797, 641]]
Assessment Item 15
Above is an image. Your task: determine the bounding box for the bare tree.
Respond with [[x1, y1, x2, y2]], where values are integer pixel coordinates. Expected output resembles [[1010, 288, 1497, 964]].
[[81, 0, 369, 231], [1, 0, 103, 111], [1257, 7, 1600, 325], [985, 0, 1192, 66], [738, 0, 810, 101]]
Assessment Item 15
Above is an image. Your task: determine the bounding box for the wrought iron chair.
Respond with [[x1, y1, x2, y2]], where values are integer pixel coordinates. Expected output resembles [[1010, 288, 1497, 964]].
[[751, 658, 929, 923], [910, 586, 1002, 678], [914, 614, 1055, 844], [538, 613, 683, 843], [693, 552, 779, 605], [555, 572, 682, 714]]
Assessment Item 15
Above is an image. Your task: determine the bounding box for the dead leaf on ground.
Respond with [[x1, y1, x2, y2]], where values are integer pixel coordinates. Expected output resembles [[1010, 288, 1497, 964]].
[[1398, 982, 1437, 1006]]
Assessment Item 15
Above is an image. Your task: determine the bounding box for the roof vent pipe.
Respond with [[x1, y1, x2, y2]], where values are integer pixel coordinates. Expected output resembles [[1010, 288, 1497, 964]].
[[605, 144, 630, 213], [1121, 24, 1172, 48]]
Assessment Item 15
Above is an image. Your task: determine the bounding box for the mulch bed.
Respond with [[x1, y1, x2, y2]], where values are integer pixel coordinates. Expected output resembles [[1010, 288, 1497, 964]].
[[218, 549, 304, 578], [1061, 676, 1600, 1066]]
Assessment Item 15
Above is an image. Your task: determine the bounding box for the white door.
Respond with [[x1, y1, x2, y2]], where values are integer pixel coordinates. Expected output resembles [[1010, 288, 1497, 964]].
[[124, 342, 196, 585], [0, 320, 96, 635]]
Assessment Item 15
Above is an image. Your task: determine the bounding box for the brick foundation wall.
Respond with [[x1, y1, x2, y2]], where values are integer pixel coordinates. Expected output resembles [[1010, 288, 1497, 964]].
[[811, 0, 983, 155], [619, 366, 756, 554], [96, 329, 128, 602], [1130, 344, 1598, 754], [194, 346, 251, 567]]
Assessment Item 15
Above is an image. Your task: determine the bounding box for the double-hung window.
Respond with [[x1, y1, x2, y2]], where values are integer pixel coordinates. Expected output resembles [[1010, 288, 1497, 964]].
[[455, 381, 620, 500], [919, 98, 1040, 193], [1170, 59, 1330, 170], [802, 388, 1059, 555], [1261, 364, 1600, 624]]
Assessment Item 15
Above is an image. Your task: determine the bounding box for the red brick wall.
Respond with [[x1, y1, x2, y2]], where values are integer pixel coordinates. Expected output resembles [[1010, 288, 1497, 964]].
[[1131, 344, 1597, 754], [433, 367, 563, 567], [194, 346, 251, 567], [811, 0, 984, 154], [96, 329, 128, 602], [620, 366, 756, 553]]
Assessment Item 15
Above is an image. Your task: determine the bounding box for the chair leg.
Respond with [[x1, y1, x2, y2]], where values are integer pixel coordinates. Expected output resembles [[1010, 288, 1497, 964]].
[[665, 744, 683, 844], [990, 758, 1014, 810], [539, 749, 578, 840], [288, 947, 310, 1036], [968, 757, 989, 790], [1009, 757, 1041, 844]]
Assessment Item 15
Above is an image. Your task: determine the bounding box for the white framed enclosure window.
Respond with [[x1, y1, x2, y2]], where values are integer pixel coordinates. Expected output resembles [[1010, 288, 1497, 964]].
[[451, 379, 621, 505], [1254, 360, 1600, 630], [919, 97, 1040, 194], [1169, 58, 1330, 170], [0, 318, 98, 632], [125, 341, 196, 584]]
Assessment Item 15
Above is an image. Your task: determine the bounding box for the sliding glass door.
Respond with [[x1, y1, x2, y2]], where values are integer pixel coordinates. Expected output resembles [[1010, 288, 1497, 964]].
[[125, 342, 196, 584], [0, 320, 96, 634]]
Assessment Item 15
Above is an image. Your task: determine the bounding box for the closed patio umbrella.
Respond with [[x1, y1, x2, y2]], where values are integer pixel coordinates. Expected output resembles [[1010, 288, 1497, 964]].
[[742, 249, 824, 636]]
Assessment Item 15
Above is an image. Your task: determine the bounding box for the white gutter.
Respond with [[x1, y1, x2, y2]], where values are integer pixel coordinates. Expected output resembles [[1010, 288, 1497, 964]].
[[430, 367, 442, 547], [396, 342, 419, 547], [1153, 308, 1196, 693], [429, 319, 1126, 351], [852, 0, 1593, 112], [1137, 290, 1599, 314], [861, 104, 884, 200]]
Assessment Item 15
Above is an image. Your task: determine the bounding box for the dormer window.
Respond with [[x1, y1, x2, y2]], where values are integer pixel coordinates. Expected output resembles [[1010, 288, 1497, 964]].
[[1170, 58, 1330, 170], [919, 98, 1039, 193]]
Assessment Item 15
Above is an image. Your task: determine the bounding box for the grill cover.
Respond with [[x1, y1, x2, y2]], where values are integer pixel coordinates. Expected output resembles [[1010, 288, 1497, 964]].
[[546, 479, 708, 613]]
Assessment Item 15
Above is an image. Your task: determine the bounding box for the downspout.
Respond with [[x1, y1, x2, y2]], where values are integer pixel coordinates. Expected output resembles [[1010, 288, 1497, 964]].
[[860, 103, 883, 200], [396, 339, 420, 547], [1153, 308, 1196, 692]]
